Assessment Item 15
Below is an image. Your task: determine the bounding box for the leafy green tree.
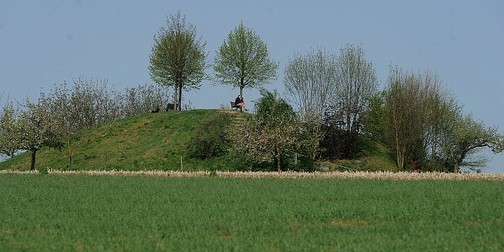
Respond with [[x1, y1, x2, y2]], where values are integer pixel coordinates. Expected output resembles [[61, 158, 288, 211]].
[[361, 91, 386, 143], [254, 90, 297, 166], [385, 66, 427, 170], [149, 11, 206, 110], [213, 22, 278, 97]]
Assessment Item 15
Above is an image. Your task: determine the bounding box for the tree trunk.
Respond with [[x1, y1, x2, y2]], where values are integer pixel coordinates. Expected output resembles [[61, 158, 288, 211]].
[[396, 150, 404, 171], [67, 139, 73, 170], [30, 149, 37, 171], [453, 162, 460, 173], [173, 86, 179, 111], [395, 131, 405, 170], [178, 83, 183, 110], [275, 145, 281, 172]]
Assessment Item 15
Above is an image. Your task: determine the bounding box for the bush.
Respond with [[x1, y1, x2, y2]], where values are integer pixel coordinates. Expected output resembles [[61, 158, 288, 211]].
[[188, 113, 231, 159], [320, 126, 366, 160]]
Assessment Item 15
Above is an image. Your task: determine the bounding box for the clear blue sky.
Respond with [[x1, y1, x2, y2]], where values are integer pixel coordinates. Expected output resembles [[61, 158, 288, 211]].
[[1, 0, 503, 172]]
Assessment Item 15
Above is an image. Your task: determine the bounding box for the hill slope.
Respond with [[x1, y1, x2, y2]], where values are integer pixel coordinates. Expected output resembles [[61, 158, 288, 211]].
[[0, 110, 245, 171], [0, 109, 396, 172]]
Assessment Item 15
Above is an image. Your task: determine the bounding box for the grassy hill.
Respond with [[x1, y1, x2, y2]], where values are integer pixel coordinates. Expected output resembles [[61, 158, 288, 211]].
[[0, 109, 396, 172], [0, 110, 245, 171]]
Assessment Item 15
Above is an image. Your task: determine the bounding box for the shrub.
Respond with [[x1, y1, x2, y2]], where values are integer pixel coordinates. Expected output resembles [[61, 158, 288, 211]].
[[188, 113, 231, 159]]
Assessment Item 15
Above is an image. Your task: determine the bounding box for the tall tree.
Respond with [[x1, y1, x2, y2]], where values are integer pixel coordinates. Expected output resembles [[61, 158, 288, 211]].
[[149, 11, 206, 110], [419, 71, 454, 166], [284, 48, 337, 119], [385, 66, 426, 170], [319, 45, 377, 160], [283, 48, 336, 161], [213, 22, 278, 97], [333, 44, 378, 134]]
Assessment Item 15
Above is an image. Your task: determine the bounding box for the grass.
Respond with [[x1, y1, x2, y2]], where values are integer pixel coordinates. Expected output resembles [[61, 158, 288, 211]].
[[1, 174, 503, 251], [0, 108, 398, 173], [0, 110, 246, 172]]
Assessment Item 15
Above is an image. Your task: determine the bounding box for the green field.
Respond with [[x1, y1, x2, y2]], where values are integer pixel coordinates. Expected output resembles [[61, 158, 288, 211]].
[[1, 174, 503, 251]]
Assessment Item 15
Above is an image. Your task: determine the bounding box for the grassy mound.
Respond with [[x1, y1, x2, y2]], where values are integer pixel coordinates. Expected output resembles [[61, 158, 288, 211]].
[[0, 110, 244, 171], [0, 109, 396, 172]]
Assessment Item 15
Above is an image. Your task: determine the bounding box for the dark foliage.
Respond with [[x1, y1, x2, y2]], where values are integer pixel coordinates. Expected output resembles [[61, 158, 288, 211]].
[[188, 113, 232, 159], [320, 126, 361, 160], [320, 111, 368, 160]]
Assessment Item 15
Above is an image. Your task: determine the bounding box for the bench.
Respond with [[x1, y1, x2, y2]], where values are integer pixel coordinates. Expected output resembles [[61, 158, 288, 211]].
[[166, 103, 175, 111], [230, 101, 248, 112], [230, 101, 241, 110]]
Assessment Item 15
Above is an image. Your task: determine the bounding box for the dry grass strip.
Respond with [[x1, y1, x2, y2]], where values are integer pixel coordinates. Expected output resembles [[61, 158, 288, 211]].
[[1, 170, 504, 180]]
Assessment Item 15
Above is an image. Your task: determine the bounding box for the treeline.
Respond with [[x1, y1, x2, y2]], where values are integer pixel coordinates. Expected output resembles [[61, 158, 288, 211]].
[[189, 45, 504, 173], [0, 77, 169, 170], [147, 11, 502, 173]]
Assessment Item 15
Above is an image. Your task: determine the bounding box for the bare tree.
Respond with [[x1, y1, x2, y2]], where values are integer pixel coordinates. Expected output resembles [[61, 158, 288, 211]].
[[284, 48, 337, 119], [18, 79, 170, 169], [123, 83, 170, 116], [68, 77, 115, 130], [283, 48, 336, 161], [333, 44, 378, 134]]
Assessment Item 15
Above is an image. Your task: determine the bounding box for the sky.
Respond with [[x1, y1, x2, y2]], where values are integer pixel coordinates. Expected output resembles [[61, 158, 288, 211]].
[[1, 0, 503, 172]]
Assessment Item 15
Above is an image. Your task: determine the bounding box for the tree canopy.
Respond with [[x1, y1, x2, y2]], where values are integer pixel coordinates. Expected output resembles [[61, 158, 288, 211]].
[[213, 22, 278, 97], [284, 48, 337, 120], [333, 44, 378, 134], [149, 11, 207, 110]]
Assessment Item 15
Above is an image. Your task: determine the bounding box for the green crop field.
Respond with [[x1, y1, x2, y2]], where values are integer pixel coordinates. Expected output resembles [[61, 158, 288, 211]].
[[1, 174, 504, 251]]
